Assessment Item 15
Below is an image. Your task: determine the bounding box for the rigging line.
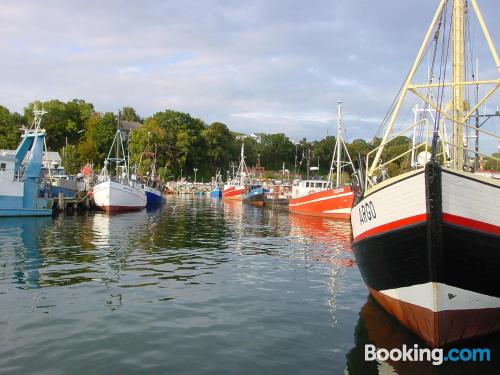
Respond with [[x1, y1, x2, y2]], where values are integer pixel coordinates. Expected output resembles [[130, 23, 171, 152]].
[[432, 0, 451, 159], [370, 4, 446, 148]]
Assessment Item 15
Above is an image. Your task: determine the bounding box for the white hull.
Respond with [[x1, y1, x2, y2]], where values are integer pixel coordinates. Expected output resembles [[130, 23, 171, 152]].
[[93, 179, 146, 211]]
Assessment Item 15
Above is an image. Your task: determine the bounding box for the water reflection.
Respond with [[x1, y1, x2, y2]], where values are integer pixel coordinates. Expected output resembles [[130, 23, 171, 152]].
[[289, 213, 354, 268], [1, 197, 367, 374], [346, 297, 500, 374], [0, 217, 52, 289]]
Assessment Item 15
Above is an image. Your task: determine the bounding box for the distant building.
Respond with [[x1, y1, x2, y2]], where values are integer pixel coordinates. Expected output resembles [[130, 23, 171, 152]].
[[0, 149, 63, 175], [119, 120, 142, 139], [249, 132, 265, 143]]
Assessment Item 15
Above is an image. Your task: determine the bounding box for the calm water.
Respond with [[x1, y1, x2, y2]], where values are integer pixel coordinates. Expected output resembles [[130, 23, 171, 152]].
[[0, 197, 497, 374]]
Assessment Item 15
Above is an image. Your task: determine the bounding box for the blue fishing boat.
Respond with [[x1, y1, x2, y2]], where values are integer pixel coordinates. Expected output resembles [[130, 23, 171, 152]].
[[135, 141, 165, 207], [210, 170, 223, 198], [243, 185, 269, 206], [143, 184, 165, 206], [0, 108, 53, 217], [210, 187, 222, 198]]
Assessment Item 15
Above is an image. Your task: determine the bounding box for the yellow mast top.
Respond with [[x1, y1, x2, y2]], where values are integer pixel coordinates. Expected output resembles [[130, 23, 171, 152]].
[[451, 0, 466, 169]]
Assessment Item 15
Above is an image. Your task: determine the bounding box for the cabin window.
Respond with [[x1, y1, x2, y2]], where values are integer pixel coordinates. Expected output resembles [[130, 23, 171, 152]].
[[316, 182, 322, 188], [0, 163, 6, 171], [305, 182, 310, 188]]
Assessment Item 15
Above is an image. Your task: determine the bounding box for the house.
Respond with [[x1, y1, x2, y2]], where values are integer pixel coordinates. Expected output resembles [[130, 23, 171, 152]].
[[119, 120, 142, 139]]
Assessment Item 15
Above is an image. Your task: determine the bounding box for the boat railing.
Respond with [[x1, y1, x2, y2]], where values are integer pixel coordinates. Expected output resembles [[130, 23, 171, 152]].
[[365, 118, 431, 189], [365, 117, 500, 190]]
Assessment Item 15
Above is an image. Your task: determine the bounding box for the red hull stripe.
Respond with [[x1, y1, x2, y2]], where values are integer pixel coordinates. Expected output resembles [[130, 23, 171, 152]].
[[353, 214, 428, 242], [442, 213, 500, 236]]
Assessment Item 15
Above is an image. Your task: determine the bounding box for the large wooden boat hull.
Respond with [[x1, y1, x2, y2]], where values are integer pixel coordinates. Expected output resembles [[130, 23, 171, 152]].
[[222, 185, 246, 201], [93, 180, 147, 212], [289, 186, 353, 218], [351, 162, 500, 347]]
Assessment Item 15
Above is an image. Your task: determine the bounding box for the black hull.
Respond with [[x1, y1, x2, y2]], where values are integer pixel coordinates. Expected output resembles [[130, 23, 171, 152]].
[[354, 222, 500, 299], [352, 162, 500, 346], [243, 193, 265, 206], [263, 198, 289, 206]]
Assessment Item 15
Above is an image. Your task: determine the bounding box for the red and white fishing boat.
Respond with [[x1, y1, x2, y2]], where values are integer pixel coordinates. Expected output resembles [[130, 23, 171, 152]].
[[222, 143, 249, 201], [351, 0, 500, 347], [289, 102, 355, 218], [93, 128, 146, 212]]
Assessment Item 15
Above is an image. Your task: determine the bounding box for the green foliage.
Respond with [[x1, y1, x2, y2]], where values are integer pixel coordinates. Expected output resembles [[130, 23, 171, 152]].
[[77, 112, 117, 167], [202, 122, 236, 172], [128, 118, 167, 176], [150, 110, 208, 179], [60, 145, 82, 175], [482, 153, 500, 170], [121, 106, 141, 122], [259, 133, 295, 170], [0, 106, 25, 149], [24, 99, 94, 150]]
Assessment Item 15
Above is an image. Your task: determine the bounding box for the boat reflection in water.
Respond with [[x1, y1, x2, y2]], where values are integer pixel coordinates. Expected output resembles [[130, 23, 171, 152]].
[[289, 214, 354, 268], [0, 217, 53, 289], [345, 296, 500, 374]]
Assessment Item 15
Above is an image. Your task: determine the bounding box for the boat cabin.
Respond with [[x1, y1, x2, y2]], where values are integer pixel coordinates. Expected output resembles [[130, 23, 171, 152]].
[[292, 179, 332, 198]]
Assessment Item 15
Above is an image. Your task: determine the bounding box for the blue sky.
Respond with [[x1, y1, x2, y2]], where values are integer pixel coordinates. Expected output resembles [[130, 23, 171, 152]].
[[0, 0, 499, 148]]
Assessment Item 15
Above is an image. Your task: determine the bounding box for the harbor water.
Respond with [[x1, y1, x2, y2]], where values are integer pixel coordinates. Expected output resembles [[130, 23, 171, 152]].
[[0, 197, 497, 374]]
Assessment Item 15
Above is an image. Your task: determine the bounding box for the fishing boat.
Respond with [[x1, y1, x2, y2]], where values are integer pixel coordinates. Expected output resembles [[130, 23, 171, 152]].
[[289, 102, 355, 218], [210, 170, 223, 198], [222, 143, 249, 200], [263, 183, 291, 206], [351, 0, 500, 347], [93, 128, 147, 212], [136, 145, 165, 207], [0, 107, 52, 217], [242, 184, 269, 206]]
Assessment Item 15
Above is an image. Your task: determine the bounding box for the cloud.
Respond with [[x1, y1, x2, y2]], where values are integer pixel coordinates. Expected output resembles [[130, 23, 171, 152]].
[[117, 66, 142, 75], [0, 0, 498, 151]]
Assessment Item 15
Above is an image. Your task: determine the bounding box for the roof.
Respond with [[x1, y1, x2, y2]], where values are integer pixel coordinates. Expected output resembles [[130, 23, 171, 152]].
[[0, 149, 61, 162], [119, 121, 142, 132]]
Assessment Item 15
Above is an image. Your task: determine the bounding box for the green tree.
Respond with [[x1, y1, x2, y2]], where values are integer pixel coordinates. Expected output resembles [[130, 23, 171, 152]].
[[77, 112, 117, 167], [24, 99, 94, 150], [150, 110, 207, 179], [0, 106, 25, 149], [202, 122, 236, 174], [128, 118, 167, 176], [121, 106, 141, 122], [60, 145, 82, 174], [259, 133, 296, 170]]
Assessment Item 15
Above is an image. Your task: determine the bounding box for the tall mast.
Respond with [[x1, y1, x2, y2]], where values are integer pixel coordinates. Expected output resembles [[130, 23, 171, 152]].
[[451, 0, 466, 169], [336, 101, 343, 186]]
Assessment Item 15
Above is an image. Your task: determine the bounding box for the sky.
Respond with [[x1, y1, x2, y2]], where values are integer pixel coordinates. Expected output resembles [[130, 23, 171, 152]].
[[0, 0, 499, 147]]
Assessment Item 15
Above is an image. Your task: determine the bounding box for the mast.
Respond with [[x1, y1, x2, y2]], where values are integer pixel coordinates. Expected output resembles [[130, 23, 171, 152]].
[[336, 101, 343, 186], [451, 0, 466, 169]]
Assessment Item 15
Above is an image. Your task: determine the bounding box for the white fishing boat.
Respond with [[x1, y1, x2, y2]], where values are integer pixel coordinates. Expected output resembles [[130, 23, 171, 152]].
[[93, 128, 146, 212], [351, 0, 500, 347]]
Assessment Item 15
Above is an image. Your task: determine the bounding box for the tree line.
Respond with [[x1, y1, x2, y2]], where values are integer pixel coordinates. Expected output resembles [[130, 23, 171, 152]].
[[0, 99, 498, 181]]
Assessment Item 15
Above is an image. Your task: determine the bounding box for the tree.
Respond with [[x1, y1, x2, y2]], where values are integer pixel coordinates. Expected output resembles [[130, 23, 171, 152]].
[[60, 145, 82, 175], [24, 99, 94, 150], [202, 122, 236, 174], [128, 118, 167, 176], [150, 110, 207, 179], [312, 135, 336, 173], [121, 106, 141, 122], [259, 133, 296, 170], [0, 106, 25, 149], [77, 112, 117, 167]]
